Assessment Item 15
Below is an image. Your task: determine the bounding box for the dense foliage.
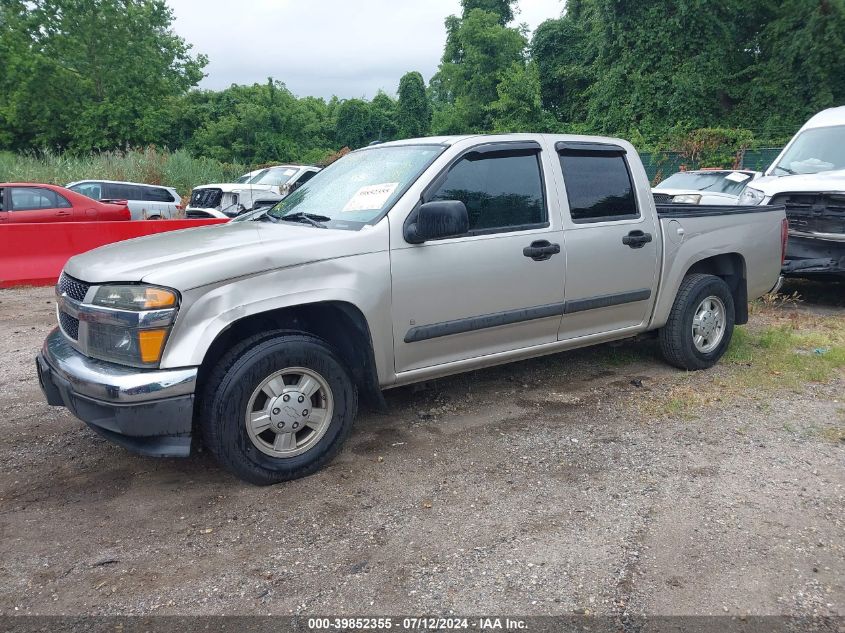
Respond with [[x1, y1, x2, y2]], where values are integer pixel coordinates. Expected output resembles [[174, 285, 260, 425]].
[[2, 0, 844, 170]]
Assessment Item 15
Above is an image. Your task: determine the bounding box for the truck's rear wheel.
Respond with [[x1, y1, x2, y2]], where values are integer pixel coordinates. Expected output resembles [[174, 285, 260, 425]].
[[200, 332, 357, 485], [659, 273, 735, 371]]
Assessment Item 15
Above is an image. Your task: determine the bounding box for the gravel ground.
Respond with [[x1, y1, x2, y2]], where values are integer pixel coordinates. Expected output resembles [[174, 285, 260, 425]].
[[0, 283, 842, 618]]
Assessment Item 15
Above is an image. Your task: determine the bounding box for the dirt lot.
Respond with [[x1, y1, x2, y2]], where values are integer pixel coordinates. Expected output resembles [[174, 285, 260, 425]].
[[0, 282, 842, 619]]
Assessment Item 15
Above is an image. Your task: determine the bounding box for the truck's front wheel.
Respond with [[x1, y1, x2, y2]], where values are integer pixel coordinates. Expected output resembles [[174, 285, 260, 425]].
[[200, 333, 357, 485], [659, 273, 735, 371]]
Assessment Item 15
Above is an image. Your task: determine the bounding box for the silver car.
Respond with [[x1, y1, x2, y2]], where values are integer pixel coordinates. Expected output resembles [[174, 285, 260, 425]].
[[66, 180, 182, 220]]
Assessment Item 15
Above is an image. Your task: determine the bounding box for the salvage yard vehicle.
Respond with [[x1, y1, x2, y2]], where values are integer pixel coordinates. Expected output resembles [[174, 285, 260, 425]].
[[0, 183, 130, 223], [653, 169, 760, 205], [739, 106, 845, 278], [186, 165, 320, 218], [36, 134, 786, 485], [66, 180, 182, 220]]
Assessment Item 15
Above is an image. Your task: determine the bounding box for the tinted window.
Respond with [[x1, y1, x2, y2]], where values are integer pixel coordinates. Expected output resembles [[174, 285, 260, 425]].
[[294, 171, 317, 185], [143, 187, 175, 202], [10, 187, 72, 211], [70, 182, 102, 199], [429, 151, 546, 232], [103, 183, 143, 200], [559, 153, 638, 222]]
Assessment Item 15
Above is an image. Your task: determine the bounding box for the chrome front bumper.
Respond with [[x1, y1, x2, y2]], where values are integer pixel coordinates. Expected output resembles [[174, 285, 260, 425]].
[[36, 328, 198, 457]]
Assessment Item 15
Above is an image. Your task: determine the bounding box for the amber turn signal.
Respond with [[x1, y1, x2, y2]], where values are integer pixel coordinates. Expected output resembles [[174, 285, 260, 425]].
[[138, 329, 169, 364]]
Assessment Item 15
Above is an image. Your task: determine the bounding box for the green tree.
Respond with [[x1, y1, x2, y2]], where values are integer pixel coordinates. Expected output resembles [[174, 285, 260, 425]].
[[334, 99, 374, 149], [531, 16, 592, 124], [736, 0, 845, 138], [490, 62, 551, 132], [460, 0, 516, 25], [430, 8, 528, 133], [370, 91, 399, 141], [0, 0, 207, 152], [396, 72, 432, 138]]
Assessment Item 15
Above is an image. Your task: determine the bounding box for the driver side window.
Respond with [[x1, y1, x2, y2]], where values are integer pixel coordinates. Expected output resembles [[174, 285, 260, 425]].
[[429, 150, 547, 234]]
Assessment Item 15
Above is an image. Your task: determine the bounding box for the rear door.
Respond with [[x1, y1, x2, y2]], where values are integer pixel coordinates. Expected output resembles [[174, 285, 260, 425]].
[[7, 186, 74, 222], [390, 141, 566, 373], [555, 142, 660, 339]]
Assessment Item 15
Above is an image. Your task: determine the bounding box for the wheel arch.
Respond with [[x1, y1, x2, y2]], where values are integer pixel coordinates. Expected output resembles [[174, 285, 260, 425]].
[[684, 253, 748, 324], [195, 300, 384, 410]]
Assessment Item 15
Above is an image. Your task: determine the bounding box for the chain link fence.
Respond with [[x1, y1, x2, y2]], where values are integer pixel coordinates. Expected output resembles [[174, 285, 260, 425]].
[[640, 148, 785, 184]]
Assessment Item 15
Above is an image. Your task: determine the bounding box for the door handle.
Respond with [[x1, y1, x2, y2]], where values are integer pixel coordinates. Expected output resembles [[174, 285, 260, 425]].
[[56, 210, 71, 216], [523, 240, 561, 261], [622, 230, 652, 249]]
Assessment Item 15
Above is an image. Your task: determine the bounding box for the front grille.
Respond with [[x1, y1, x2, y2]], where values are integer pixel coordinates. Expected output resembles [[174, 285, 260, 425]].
[[189, 188, 223, 209], [59, 311, 80, 340], [772, 193, 845, 234], [58, 272, 90, 302], [653, 193, 673, 204]]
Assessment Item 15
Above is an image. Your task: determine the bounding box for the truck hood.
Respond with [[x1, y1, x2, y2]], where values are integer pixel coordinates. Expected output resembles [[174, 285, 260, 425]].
[[750, 170, 845, 197], [64, 221, 387, 290]]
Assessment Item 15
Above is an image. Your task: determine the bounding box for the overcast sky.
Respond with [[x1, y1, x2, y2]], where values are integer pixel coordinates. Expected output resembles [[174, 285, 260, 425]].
[[168, 0, 564, 99]]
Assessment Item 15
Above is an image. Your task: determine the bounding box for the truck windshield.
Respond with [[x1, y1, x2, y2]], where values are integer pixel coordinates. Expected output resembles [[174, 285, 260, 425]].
[[656, 172, 752, 196], [249, 167, 295, 186], [266, 145, 444, 229], [774, 126, 845, 175]]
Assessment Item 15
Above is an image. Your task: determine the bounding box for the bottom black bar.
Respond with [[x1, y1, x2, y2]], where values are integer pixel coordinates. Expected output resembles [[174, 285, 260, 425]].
[[0, 616, 842, 633]]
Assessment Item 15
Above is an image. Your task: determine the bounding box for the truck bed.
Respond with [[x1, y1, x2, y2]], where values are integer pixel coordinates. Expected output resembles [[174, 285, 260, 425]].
[[655, 203, 786, 218]]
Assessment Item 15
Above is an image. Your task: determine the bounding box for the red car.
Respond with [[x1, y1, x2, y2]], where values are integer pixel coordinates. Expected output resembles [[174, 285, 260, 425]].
[[0, 183, 131, 223]]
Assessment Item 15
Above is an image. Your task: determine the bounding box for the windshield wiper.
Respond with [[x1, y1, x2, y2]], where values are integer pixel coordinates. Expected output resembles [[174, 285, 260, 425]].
[[773, 164, 796, 175], [279, 212, 330, 228]]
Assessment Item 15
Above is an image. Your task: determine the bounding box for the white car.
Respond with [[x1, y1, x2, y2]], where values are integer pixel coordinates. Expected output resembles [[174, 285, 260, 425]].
[[66, 180, 182, 220], [738, 105, 845, 278], [653, 169, 760, 205], [186, 165, 320, 219]]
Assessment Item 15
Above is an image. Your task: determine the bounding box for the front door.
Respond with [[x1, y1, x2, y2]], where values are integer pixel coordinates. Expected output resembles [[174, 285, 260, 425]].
[[554, 143, 660, 340], [391, 142, 566, 374]]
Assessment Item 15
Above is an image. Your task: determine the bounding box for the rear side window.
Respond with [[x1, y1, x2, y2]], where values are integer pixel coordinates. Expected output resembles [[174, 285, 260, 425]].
[[143, 187, 175, 202], [70, 182, 102, 200], [559, 151, 639, 223], [10, 187, 72, 210], [429, 150, 546, 233], [103, 183, 143, 200]]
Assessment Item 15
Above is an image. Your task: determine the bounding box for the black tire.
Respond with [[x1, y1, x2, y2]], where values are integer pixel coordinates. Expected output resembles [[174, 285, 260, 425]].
[[199, 332, 357, 485], [659, 273, 735, 371]]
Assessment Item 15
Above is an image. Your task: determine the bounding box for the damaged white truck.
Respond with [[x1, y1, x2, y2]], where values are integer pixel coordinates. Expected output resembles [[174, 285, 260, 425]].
[[37, 134, 786, 485], [739, 106, 845, 279]]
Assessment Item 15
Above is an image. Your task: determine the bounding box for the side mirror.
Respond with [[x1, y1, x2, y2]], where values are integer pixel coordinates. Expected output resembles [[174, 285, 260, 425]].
[[405, 200, 469, 244]]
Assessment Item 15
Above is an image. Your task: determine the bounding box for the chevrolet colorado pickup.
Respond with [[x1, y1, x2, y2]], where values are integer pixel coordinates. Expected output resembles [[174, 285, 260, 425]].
[[36, 134, 787, 485]]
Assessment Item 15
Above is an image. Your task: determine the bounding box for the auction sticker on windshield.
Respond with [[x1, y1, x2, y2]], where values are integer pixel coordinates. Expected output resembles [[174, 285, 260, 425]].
[[342, 182, 399, 212], [725, 172, 752, 183]]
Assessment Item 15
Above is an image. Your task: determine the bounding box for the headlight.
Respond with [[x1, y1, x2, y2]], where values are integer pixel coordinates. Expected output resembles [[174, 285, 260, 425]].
[[672, 194, 702, 204], [92, 285, 177, 310], [738, 187, 765, 206], [85, 284, 179, 367]]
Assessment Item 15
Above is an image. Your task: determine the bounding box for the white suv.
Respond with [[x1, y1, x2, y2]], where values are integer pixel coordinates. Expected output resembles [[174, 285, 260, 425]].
[[67, 180, 182, 220]]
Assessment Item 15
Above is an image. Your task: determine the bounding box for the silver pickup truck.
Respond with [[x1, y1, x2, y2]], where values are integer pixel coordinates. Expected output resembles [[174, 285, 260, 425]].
[[36, 134, 787, 485]]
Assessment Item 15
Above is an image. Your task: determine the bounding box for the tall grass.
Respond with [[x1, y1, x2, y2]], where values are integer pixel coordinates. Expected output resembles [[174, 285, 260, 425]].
[[0, 148, 249, 199]]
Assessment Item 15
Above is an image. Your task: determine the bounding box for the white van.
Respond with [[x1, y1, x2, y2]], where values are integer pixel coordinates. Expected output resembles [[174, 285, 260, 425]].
[[67, 180, 182, 220], [738, 106, 845, 278]]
